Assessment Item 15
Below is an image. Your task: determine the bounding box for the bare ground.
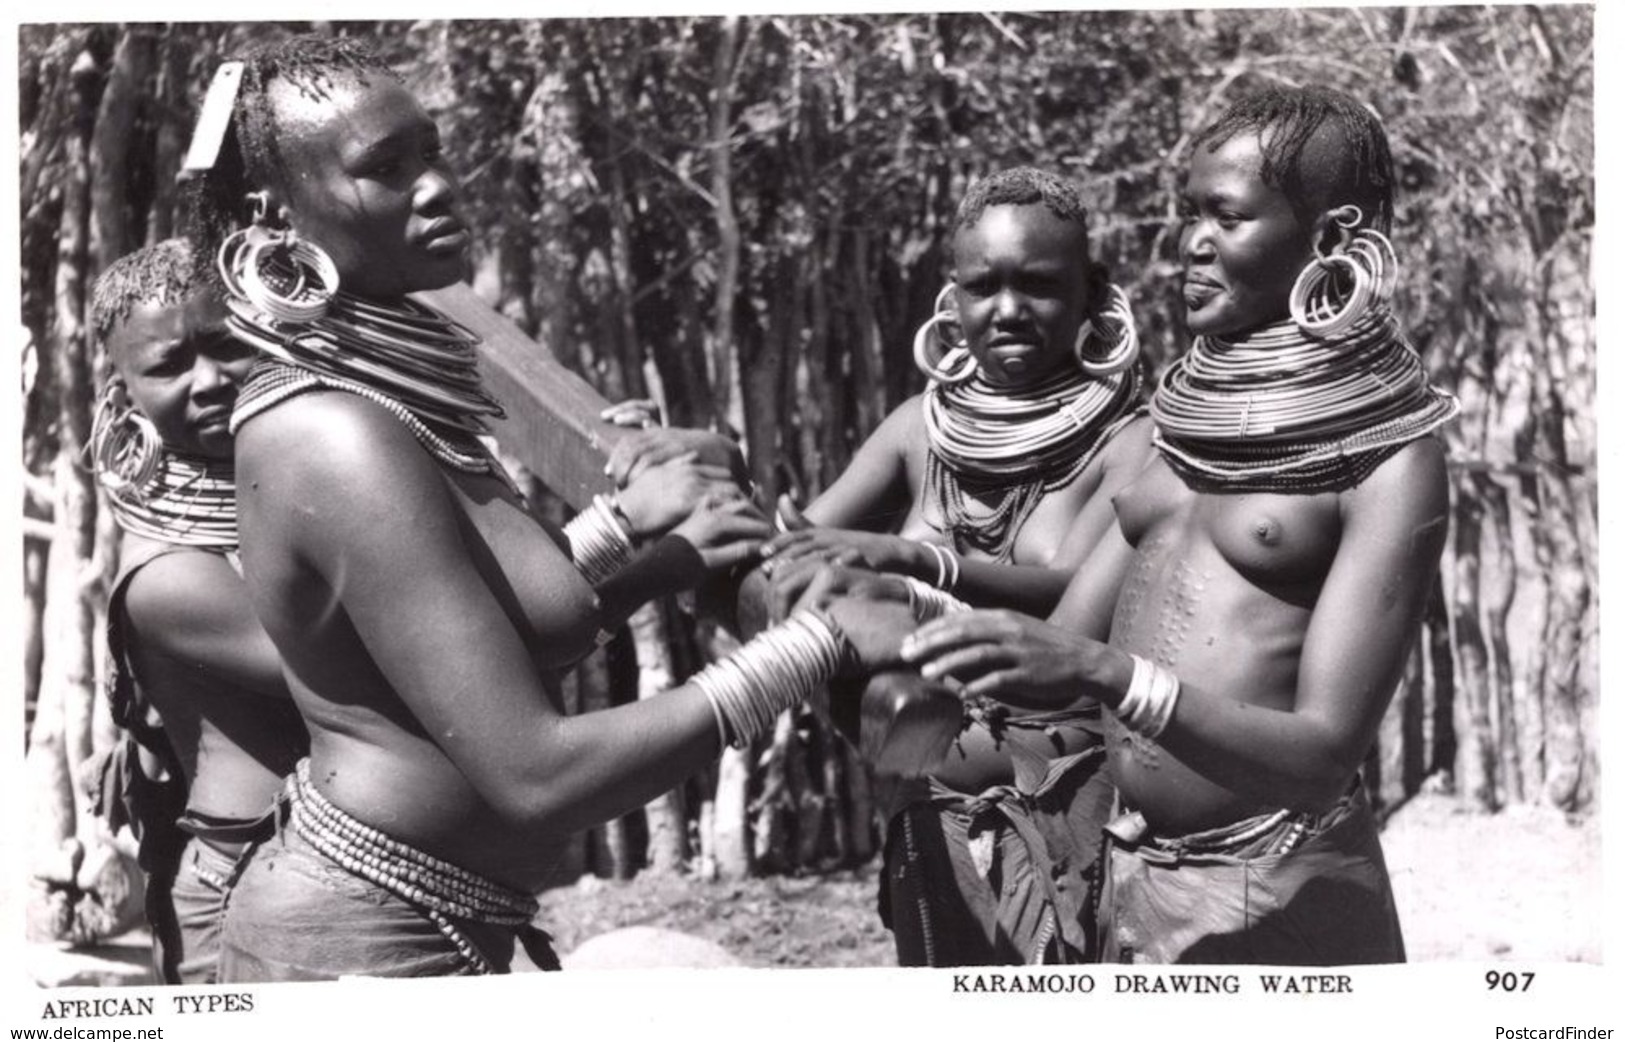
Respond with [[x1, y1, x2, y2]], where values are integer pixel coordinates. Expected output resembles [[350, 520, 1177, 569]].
[[1381, 792, 1601, 962]]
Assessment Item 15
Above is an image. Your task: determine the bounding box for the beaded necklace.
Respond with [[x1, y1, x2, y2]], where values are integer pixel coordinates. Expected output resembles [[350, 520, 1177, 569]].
[[231, 359, 500, 478], [1151, 311, 1458, 493], [922, 364, 1142, 562], [105, 452, 238, 548]]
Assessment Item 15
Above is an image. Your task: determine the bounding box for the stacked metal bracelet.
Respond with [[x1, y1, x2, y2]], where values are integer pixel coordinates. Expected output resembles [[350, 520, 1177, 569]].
[[903, 577, 970, 622], [691, 610, 851, 749], [920, 541, 961, 590], [564, 494, 637, 585], [1119, 654, 1181, 739]]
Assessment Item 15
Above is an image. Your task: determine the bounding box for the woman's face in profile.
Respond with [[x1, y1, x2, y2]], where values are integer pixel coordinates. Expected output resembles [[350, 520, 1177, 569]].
[[951, 203, 1092, 387], [1177, 133, 1316, 337], [267, 74, 470, 299]]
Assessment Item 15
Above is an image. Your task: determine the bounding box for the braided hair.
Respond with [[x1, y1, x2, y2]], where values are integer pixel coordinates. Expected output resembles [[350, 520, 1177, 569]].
[[91, 238, 215, 347], [180, 33, 397, 262], [1193, 85, 1395, 232], [951, 167, 1092, 247]]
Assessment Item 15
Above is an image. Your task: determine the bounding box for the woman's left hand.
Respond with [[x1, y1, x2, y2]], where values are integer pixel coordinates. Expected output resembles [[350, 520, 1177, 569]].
[[901, 609, 1107, 710], [605, 425, 746, 487], [616, 453, 741, 539], [760, 525, 926, 579], [672, 496, 773, 572]]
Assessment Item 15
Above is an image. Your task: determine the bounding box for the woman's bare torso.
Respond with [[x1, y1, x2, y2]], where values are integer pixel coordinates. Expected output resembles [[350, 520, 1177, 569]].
[[1107, 455, 1342, 833], [896, 419, 1110, 791], [242, 395, 602, 890], [130, 646, 304, 825]]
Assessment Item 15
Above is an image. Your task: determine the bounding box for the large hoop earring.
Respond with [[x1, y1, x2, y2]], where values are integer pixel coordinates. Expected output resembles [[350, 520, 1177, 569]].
[[1289, 205, 1397, 340], [90, 379, 161, 498], [1072, 283, 1140, 378], [913, 283, 978, 385], [217, 198, 340, 324]]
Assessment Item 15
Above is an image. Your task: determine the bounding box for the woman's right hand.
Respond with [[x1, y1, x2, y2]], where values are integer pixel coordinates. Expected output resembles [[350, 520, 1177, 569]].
[[768, 555, 910, 624], [792, 564, 917, 675], [617, 452, 743, 540], [672, 496, 773, 572], [761, 495, 929, 578], [605, 425, 746, 487], [901, 608, 1105, 710], [822, 594, 917, 676]]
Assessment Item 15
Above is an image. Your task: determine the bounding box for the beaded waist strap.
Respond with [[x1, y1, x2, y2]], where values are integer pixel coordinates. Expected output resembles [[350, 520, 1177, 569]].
[[285, 760, 557, 973]]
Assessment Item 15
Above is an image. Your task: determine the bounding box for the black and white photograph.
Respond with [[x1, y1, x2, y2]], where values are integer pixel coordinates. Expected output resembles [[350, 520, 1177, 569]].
[[4, 3, 1610, 1038]]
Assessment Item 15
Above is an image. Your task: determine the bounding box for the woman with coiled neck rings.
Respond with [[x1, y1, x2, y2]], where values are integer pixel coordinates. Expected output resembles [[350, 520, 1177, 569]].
[[179, 34, 910, 981], [837, 84, 1455, 965], [749, 168, 1154, 966]]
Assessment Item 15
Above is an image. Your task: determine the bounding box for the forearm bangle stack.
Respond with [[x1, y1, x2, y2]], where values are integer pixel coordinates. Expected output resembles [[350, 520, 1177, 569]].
[[691, 610, 852, 749], [920, 541, 961, 591], [904, 577, 971, 622], [1118, 654, 1181, 739], [564, 494, 636, 584]]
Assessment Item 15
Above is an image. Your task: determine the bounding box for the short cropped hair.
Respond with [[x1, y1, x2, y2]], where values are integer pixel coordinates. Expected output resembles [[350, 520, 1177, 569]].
[[951, 167, 1091, 246], [1193, 84, 1395, 231], [90, 238, 213, 345]]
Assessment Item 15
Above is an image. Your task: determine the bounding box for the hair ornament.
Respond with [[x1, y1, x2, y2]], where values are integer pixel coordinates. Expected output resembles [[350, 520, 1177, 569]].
[[180, 61, 245, 178]]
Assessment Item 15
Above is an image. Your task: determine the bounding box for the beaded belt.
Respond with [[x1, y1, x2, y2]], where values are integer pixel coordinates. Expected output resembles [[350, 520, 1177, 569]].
[[1107, 806, 1309, 860], [285, 761, 557, 974]]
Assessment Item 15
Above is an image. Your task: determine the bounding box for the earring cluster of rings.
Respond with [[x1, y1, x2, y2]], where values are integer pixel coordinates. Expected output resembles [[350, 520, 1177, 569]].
[[912, 284, 978, 385], [218, 223, 341, 324], [1289, 205, 1398, 340]]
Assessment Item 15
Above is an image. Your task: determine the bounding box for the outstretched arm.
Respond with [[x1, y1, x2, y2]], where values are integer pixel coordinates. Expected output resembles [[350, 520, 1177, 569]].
[[796, 396, 920, 531], [766, 412, 1154, 618], [243, 397, 765, 843], [906, 439, 1449, 809]]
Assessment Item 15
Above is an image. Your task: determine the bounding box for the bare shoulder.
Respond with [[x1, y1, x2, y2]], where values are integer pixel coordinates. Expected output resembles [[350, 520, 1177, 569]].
[[1348, 437, 1449, 511], [234, 390, 463, 578], [877, 393, 928, 443], [236, 389, 446, 507], [1098, 412, 1156, 471], [1342, 436, 1450, 544], [860, 393, 929, 470], [122, 544, 247, 648]]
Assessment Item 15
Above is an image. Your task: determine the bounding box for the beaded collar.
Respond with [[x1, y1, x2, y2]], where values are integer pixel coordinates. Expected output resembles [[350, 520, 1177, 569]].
[[105, 451, 238, 548], [922, 364, 1142, 562], [1150, 311, 1458, 493]]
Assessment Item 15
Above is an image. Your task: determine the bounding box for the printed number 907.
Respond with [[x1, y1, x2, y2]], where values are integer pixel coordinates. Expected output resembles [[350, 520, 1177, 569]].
[[1486, 971, 1534, 992]]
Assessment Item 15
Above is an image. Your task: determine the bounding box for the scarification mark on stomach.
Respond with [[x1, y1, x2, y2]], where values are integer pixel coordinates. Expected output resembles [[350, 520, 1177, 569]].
[[1109, 536, 1164, 640], [1149, 557, 1208, 671], [1114, 548, 1212, 771]]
